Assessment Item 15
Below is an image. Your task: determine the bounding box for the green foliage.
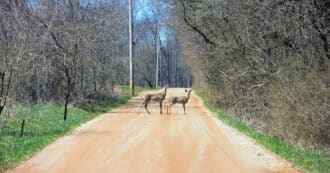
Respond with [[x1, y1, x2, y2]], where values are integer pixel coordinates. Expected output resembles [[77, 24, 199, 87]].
[[0, 96, 130, 172], [197, 91, 330, 173]]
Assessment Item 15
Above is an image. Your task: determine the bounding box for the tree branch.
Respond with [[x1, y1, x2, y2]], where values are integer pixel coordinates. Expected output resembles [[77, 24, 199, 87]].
[[179, 0, 215, 45]]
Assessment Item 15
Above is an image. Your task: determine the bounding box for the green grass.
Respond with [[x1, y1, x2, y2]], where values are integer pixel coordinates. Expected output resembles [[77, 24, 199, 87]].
[[196, 91, 330, 173], [0, 96, 131, 172], [118, 85, 161, 96]]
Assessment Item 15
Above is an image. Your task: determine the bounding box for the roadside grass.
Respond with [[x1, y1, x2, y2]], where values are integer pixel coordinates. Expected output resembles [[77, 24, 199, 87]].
[[196, 91, 330, 173], [0, 93, 137, 172], [118, 85, 161, 96]]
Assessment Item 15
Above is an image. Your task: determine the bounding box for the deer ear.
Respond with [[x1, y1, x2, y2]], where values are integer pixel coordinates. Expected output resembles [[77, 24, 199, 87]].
[[185, 89, 187, 92]]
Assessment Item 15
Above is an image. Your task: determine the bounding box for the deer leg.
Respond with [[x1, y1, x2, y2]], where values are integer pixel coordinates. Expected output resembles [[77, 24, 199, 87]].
[[160, 101, 163, 115], [142, 100, 150, 115], [166, 98, 170, 115], [138, 101, 144, 115], [166, 105, 168, 115], [144, 103, 150, 115], [183, 103, 186, 115], [168, 103, 174, 115], [169, 105, 172, 115]]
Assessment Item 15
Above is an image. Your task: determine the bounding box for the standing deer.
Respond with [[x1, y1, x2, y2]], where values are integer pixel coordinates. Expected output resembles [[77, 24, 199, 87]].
[[138, 86, 167, 115], [167, 89, 192, 115]]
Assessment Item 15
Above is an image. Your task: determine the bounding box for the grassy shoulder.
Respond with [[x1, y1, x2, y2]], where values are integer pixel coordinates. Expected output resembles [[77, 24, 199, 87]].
[[0, 95, 131, 172], [118, 85, 161, 96], [196, 91, 330, 173]]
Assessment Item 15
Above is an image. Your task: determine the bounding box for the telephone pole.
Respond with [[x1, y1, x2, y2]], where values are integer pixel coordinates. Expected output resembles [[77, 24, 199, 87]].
[[156, 21, 160, 88], [155, 0, 161, 89], [129, 0, 134, 95]]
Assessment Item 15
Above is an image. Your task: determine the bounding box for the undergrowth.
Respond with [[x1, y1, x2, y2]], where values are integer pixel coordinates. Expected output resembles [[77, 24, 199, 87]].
[[197, 91, 330, 173]]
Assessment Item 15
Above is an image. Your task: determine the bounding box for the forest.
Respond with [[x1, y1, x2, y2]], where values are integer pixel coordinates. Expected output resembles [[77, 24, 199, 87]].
[[173, 0, 329, 153], [0, 0, 329, 171], [0, 0, 190, 119]]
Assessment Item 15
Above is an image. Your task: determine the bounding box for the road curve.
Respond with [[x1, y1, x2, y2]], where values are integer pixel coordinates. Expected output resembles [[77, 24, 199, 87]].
[[8, 88, 299, 173]]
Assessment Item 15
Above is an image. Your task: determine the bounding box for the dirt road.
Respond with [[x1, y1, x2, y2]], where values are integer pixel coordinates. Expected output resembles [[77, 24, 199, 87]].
[[8, 88, 298, 173]]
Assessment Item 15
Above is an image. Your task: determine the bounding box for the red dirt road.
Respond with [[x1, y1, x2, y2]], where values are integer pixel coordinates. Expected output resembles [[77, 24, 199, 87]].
[[8, 88, 298, 173]]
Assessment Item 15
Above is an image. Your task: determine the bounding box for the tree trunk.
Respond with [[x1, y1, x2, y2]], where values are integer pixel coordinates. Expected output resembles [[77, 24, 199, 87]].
[[64, 92, 69, 121], [20, 119, 25, 137], [63, 67, 73, 121], [143, 76, 154, 88]]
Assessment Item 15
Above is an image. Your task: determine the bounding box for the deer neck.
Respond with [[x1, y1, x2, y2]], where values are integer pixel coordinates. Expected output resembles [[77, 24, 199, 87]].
[[186, 91, 191, 102], [162, 88, 167, 96]]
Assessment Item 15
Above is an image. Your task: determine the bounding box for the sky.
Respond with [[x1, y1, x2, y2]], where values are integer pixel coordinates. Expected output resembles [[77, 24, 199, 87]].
[[135, 0, 171, 22], [134, 0, 170, 43], [135, 0, 155, 20]]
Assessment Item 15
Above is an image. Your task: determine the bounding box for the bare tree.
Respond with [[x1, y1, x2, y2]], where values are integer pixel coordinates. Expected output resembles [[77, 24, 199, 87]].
[[173, 0, 330, 152], [0, 1, 28, 115]]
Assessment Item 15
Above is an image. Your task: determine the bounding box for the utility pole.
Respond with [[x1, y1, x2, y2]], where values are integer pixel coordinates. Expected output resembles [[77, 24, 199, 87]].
[[156, 21, 160, 88], [155, 0, 161, 89], [129, 0, 134, 95]]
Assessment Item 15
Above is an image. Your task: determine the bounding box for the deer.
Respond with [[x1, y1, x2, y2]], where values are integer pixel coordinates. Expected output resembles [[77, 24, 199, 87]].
[[138, 86, 167, 115], [167, 89, 192, 115]]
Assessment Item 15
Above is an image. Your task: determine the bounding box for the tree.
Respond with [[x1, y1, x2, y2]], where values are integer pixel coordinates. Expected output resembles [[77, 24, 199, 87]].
[[0, 0, 28, 115], [173, 0, 330, 152]]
